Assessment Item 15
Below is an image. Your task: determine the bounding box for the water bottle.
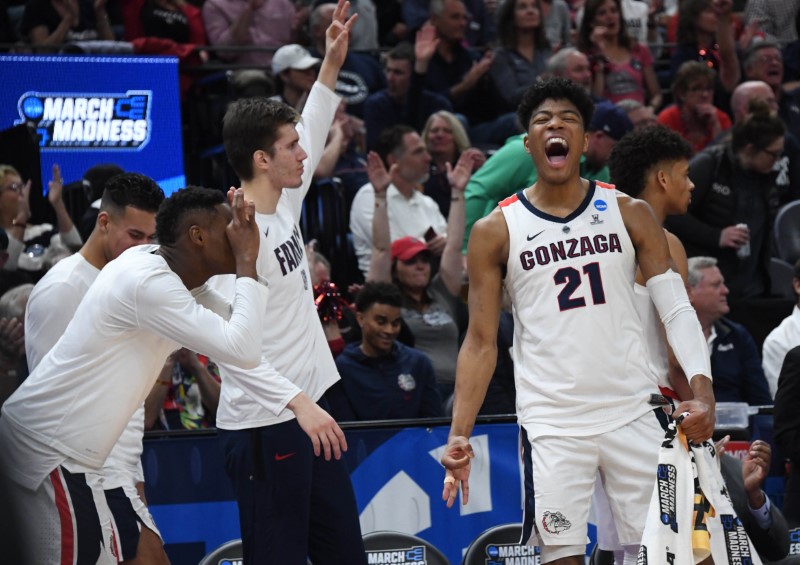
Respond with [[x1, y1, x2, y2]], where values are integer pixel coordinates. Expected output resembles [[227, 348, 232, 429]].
[[736, 223, 750, 259]]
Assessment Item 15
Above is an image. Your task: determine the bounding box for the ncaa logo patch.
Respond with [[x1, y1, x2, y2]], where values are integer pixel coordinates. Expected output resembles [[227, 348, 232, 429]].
[[593, 200, 607, 211]]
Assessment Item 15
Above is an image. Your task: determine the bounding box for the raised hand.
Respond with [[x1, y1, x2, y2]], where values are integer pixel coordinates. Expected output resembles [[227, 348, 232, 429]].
[[742, 440, 770, 500], [441, 435, 474, 508], [47, 163, 64, 207], [225, 187, 260, 268], [325, 0, 358, 70], [365, 151, 395, 196], [415, 23, 439, 64], [446, 148, 484, 193]]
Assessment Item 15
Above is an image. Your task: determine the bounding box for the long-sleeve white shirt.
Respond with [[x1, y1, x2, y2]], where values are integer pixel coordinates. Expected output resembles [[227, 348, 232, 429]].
[[0, 245, 268, 490], [762, 305, 800, 399]]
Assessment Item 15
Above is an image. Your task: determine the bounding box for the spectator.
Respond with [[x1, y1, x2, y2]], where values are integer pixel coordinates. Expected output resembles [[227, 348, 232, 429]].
[[270, 43, 320, 110], [463, 100, 633, 250], [1, 164, 82, 273], [330, 282, 443, 421], [0, 315, 24, 408], [542, 46, 594, 94], [744, 0, 799, 43], [763, 260, 800, 399], [402, 0, 496, 48], [577, 0, 662, 109], [575, 0, 662, 54], [366, 148, 480, 400], [540, 0, 572, 50], [22, 0, 116, 47], [363, 34, 452, 151], [424, 0, 521, 147], [201, 0, 297, 67], [308, 2, 386, 117], [669, 0, 740, 98], [314, 100, 369, 206], [0, 283, 32, 321], [617, 98, 658, 129], [686, 256, 773, 405], [421, 110, 485, 217], [489, 0, 551, 113], [314, 0, 380, 52], [774, 344, 800, 527], [742, 41, 800, 142], [144, 349, 221, 430], [350, 125, 445, 277], [657, 61, 732, 154], [665, 99, 786, 303]]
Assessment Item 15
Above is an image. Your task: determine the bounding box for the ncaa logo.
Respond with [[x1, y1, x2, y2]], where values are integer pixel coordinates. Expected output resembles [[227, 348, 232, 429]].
[[594, 200, 607, 212]]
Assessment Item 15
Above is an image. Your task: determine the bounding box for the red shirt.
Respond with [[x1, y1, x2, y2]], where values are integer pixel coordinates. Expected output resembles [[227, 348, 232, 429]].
[[657, 104, 732, 154]]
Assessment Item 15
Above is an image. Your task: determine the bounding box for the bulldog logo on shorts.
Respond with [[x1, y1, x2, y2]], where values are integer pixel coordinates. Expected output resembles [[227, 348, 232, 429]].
[[542, 511, 571, 534]]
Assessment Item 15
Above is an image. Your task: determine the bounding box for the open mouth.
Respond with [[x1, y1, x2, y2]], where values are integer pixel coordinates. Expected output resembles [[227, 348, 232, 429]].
[[545, 137, 569, 165]]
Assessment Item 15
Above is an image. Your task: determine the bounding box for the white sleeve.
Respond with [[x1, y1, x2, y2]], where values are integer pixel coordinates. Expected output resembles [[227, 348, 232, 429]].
[[52, 225, 82, 248], [646, 269, 712, 381], [135, 274, 268, 369], [349, 184, 375, 275], [218, 356, 304, 417], [24, 280, 84, 369], [286, 81, 341, 220], [761, 336, 782, 399]]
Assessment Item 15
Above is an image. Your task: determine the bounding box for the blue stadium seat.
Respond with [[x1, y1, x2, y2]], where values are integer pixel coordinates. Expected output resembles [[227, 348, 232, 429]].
[[362, 531, 448, 565], [197, 539, 242, 565]]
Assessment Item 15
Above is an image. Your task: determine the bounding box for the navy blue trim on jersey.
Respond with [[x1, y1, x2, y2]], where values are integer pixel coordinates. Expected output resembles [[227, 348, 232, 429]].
[[515, 180, 597, 224], [520, 428, 536, 546], [60, 468, 105, 565], [105, 487, 143, 561]]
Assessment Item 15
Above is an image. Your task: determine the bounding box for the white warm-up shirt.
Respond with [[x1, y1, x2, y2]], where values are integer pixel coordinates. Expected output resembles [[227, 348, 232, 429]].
[[214, 81, 343, 430], [0, 245, 267, 490], [762, 306, 800, 399]]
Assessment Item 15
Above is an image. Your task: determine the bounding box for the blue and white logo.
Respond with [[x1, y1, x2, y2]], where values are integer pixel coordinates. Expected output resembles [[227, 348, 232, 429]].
[[593, 200, 607, 212]]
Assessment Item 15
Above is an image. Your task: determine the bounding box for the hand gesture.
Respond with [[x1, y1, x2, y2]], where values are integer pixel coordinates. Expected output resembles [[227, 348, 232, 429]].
[[719, 224, 749, 249], [225, 187, 259, 265], [674, 400, 715, 444], [289, 392, 348, 460], [590, 25, 609, 50], [446, 148, 484, 193], [47, 163, 64, 207], [426, 234, 447, 255], [441, 435, 474, 508], [414, 23, 439, 64], [742, 440, 770, 498], [324, 0, 358, 71], [365, 151, 395, 196]]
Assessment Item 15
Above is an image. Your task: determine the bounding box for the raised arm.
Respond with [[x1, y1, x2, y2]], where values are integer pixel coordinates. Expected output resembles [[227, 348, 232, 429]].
[[365, 151, 393, 283], [713, 0, 741, 92], [441, 209, 507, 507], [317, 0, 357, 92]]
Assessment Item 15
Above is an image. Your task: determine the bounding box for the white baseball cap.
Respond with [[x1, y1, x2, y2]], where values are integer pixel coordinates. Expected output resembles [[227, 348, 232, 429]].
[[271, 44, 321, 75]]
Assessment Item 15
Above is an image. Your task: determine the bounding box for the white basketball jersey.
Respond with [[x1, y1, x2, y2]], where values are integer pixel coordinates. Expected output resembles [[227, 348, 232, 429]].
[[501, 180, 658, 439]]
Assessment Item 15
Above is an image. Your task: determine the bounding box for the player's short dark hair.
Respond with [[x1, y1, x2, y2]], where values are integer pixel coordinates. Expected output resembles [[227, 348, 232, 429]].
[[100, 173, 164, 215], [608, 126, 693, 197], [355, 282, 404, 312], [374, 125, 416, 166], [83, 163, 125, 202], [156, 186, 225, 247], [223, 97, 300, 181], [517, 77, 594, 132]]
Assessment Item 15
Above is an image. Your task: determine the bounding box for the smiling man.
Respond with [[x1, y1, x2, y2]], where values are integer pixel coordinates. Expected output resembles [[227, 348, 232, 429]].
[[440, 78, 715, 565]]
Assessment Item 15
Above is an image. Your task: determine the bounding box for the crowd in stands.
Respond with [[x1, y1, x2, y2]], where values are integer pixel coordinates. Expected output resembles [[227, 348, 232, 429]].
[[2, 0, 800, 552]]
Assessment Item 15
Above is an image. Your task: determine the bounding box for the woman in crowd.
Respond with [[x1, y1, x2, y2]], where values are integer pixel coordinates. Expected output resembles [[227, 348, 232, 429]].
[[657, 60, 731, 154], [540, 0, 572, 51], [489, 0, 552, 112], [577, 0, 662, 110], [422, 111, 485, 217]]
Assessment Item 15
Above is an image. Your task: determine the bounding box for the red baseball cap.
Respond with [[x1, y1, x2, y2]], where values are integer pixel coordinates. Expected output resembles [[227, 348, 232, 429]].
[[391, 236, 430, 262]]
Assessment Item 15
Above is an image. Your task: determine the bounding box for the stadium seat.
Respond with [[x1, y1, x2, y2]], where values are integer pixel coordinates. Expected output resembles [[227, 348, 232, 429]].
[[362, 531, 448, 565], [197, 539, 243, 565], [770, 257, 797, 299], [461, 523, 539, 565], [774, 200, 800, 265]]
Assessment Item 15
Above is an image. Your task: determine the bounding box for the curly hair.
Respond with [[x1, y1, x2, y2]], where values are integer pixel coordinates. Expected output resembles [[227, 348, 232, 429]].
[[516, 77, 594, 131], [100, 173, 164, 215], [608, 126, 692, 197], [222, 97, 300, 181], [355, 282, 404, 312], [155, 186, 226, 247]]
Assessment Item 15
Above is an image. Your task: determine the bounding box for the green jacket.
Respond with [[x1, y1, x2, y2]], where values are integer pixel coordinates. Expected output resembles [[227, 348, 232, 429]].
[[463, 134, 610, 252]]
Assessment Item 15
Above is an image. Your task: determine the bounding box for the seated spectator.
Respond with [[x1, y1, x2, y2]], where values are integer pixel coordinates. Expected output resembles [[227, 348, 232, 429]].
[[309, 2, 385, 118], [574, 0, 662, 47], [658, 61, 732, 154], [22, 0, 117, 47], [314, 100, 368, 206], [616, 97, 657, 129], [1, 164, 82, 273], [363, 31, 452, 151], [774, 344, 800, 527], [462, 100, 632, 250], [665, 99, 785, 303], [489, 0, 551, 113], [541, 46, 594, 95], [201, 0, 297, 68], [270, 43, 320, 110], [423, 0, 521, 147], [576, 0, 661, 109], [686, 256, 772, 405], [763, 260, 800, 400], [350, 125, 446, 277], [402, 0, 496, 48], [365, 148, 480, 399], [540, 0, 572, 51], [421, 110, 485, 217], [144, 349, 221, 430], [329, 281, 443, 421]]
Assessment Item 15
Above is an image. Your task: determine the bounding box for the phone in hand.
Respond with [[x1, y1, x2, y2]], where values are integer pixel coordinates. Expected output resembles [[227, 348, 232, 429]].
[[424, 227, 437, 242]]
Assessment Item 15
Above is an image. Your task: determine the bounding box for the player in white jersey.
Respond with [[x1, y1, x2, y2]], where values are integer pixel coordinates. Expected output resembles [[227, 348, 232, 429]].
[[0, 187, 267, 565], [24, 172, 168, 564], [440, 78, 715, 565], [213, 1, 366, 562]]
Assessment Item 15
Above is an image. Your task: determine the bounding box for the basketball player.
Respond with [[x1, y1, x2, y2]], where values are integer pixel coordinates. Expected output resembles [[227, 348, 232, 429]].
[[212, 1, 367, 562], [24, 173, 168, 564], [440, 79, 715, 565], [0, 187, 267, 564]]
